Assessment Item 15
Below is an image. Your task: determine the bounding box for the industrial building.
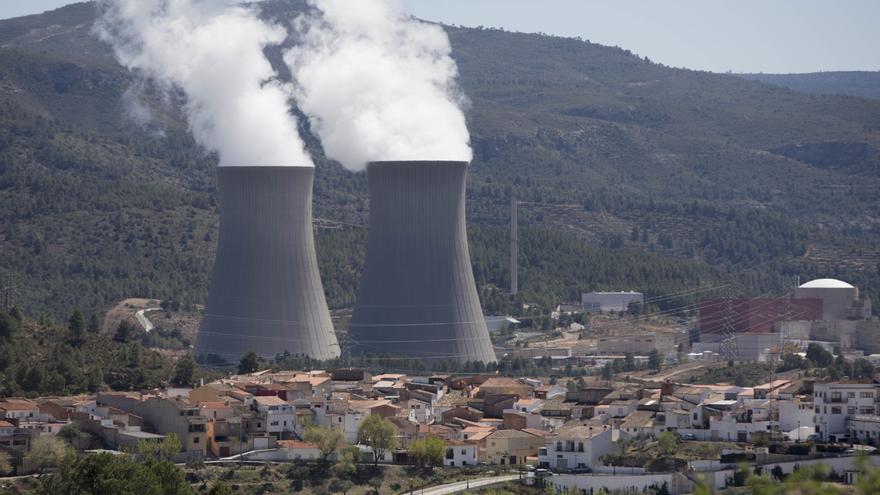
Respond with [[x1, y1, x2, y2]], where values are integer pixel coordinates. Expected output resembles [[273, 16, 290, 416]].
[[794, 278, 872, 320], [581, 292, 644, 313], [698, 298, 822, 340], [596, 331, 687, 359], [349, 161, 496, 364], [696, 278, 879, 361], [195, 167, 340, 363]]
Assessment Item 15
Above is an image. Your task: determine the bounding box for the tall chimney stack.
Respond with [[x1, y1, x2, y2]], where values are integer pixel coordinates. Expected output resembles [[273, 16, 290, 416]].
[[511, 195, 518, 295], [349, 161, 496, 364]]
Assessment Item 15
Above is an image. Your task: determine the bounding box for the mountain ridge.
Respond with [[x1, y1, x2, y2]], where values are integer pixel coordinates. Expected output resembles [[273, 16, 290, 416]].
[[0, 1, 877, 318]]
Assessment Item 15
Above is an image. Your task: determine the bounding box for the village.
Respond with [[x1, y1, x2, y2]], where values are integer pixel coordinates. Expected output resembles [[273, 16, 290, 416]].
[[3, 360, 880, 494]]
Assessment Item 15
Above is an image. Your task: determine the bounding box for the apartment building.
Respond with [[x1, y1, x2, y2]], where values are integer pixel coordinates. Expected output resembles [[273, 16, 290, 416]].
[[813, 380, 878, 442]]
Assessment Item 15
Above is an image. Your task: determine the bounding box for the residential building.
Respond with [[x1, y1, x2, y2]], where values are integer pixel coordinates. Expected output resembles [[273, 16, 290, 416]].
[[813, 380, 879, 442], [254, 396, 296, 440], [538, 425, 613, 470], [444, 440, 478, 467], [484, 429, 544, 465], [0, 399, 41, 421]]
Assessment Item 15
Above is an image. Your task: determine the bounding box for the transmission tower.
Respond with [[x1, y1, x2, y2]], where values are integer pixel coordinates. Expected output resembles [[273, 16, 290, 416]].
[[719, 292, 739, 362]]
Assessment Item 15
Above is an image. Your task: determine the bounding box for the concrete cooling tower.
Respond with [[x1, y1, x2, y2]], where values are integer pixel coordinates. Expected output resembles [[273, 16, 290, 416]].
[[349, 161, 496, 364], [195, 166, 339, 363]]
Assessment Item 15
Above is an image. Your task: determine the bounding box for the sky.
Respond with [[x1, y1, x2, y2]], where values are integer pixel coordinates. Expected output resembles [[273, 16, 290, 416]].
[[1, 0, 878, 73]]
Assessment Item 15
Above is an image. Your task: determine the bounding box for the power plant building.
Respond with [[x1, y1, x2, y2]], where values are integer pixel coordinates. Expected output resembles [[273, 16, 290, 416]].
[[698, 298, 823, 340], [794, 278, 871, 320], [696, 278, 879, 360], [195, 166, 340, 363], [581, 291, 644, 313], [349, 161, 496, 364]]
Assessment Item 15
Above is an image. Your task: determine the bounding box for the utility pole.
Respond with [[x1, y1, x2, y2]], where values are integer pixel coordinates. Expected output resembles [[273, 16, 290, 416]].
[[510, 195, 518, 295]]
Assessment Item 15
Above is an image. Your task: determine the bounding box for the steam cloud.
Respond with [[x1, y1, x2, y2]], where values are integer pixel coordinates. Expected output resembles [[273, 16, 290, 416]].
[[285, 0, 472, 171], [96, 0, 313, 167]]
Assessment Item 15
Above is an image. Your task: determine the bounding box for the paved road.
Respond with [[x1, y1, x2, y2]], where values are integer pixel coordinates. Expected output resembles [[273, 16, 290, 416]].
[[418, 474, 522, 495], [135, 307, 161, 332]]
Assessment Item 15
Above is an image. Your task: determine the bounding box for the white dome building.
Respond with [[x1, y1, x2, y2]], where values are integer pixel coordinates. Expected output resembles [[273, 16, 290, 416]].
[[795, 278, 861, 320]]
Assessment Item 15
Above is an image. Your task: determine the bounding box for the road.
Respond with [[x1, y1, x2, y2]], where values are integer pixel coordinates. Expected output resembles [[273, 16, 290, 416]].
[[417, 474, 523, 495], [135, 307, 161, 332], [640, 361, 711, 382]]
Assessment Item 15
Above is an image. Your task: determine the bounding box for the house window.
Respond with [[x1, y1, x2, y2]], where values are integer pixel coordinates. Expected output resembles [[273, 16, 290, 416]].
[[194, 437, 200, 444], [849, 407, 857, 415], [832, 407, 842, 415], [832, 392, 842, 401], [862, 407, 874, 414], [848, 392, 856, 399], [862, 392, 875, 399]]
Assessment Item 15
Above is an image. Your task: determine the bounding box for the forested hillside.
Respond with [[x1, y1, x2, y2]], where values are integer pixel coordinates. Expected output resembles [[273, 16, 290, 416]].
[[739, 71, 880, 101], [0, 1, 878, 320]]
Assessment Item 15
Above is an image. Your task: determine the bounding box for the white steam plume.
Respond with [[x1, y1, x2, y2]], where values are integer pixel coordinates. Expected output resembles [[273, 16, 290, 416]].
[[284, 0, 472, 171], [96, 0, 313, 167]]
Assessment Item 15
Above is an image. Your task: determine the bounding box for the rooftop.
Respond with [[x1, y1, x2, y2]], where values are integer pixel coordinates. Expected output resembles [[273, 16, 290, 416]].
[[488, 429, 542, 439], [253, 396, 288, 406], [0, 399, 38, 411]]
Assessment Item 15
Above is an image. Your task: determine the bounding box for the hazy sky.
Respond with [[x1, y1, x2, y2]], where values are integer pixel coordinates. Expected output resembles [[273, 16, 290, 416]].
[[2, 0, 878, 73]]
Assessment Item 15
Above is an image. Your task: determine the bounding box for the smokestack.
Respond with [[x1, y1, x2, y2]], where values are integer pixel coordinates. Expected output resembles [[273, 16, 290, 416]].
[[511, 195, 518, 295], [195, 167, 339, 362], [349, 161, 496, 364]]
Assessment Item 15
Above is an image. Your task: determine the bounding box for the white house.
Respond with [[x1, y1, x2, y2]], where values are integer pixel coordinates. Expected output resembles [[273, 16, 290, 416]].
[[407, 397, 433, 424], [664, 409, 695, 430], [538, 426, 614, 470], [777, 397, 815, 433], [704, 396, 779, 443], [253, 396, 296, 438], [444, 440, 478, 467]]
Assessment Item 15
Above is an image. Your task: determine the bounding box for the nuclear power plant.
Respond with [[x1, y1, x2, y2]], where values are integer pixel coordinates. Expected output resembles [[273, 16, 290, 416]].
[[195, 166, 340, 363], [694, 278, 878, 361], [348, 161, 496, 364]]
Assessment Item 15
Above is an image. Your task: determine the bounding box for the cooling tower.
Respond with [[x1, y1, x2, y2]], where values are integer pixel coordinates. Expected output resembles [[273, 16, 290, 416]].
[[195, 166, 339, 363], [349, 161, 496, 364]]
